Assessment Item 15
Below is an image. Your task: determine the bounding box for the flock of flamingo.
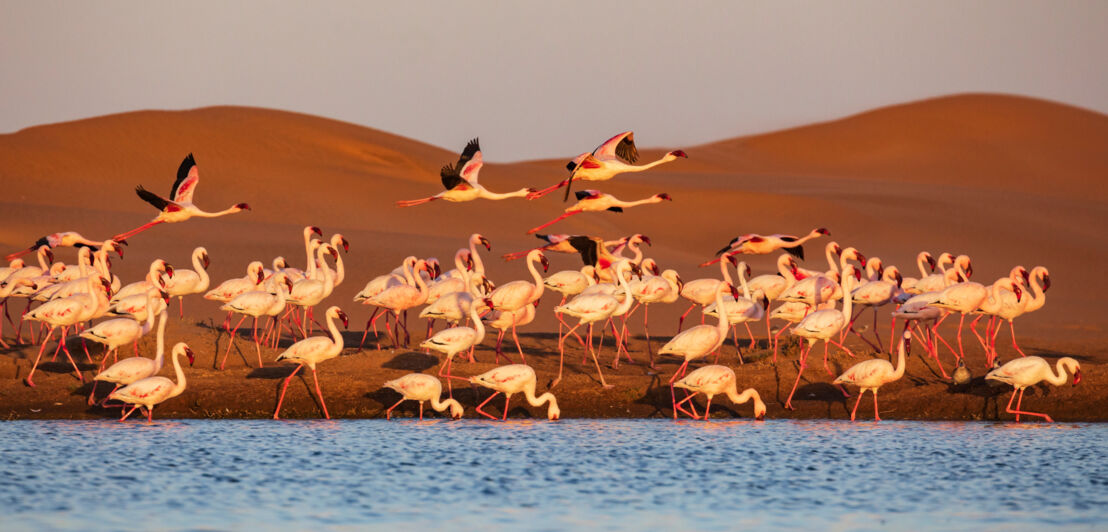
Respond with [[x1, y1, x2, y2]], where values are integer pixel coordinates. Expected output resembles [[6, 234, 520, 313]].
[[0, 133, 1081, 424]]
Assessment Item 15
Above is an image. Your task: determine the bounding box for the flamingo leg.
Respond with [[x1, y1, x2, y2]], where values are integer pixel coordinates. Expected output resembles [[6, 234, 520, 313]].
[[668, 360, 690, 419], [493, 330, 506, 364], [395, 196, 440, 208], [677, 303, 696, 333], [252, 317, 264, 368], [502, 395, 511, 421], [119, 404, 141, 422], [1009, 321, 1028, 358], [111, 219, 165, 242], [511, 326, 525, 364], [873, 389, 881, 421], [703, 396, 713, 421], [272, 363, 304, 419], [644, 304, 657, 370], [955, 314, 967, 361], [969, 315, 989, 356], [476, 391, 502, 420], [553, 319, 584, 388], [359, 307, 380, 349], [56, 327, 84, 382], [586, 323, 612, 389], [850, 389, 865, 421], [386, 397, 405, 420], [1006, 388, 1052, 422], [526, 210, 582, 235], [220, 315, 248, 370], [674, 391, 700, 420], [527, 178, 570, 200], [24, 326, 56, 388], [784, 343, 811, 410], [310, 367, 329, 419]]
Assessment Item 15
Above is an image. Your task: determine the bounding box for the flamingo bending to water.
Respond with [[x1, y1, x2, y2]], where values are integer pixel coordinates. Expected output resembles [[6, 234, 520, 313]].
[[110, 343, 194, 422], [985, 355, 1080, 422], [469, 364, 560, 421], [659, 282, 739, 419], [672, 365, 766, 420], [383, 374, 464, 420]]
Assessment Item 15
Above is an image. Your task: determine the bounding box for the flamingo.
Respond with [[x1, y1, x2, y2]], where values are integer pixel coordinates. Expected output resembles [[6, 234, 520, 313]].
[[794, 242, 844, 278], [928, 259, 986, 361], [900, 252, 938, 293], [420, 299, 490, 396], [483, 304, 536, 364], [286, 243, 339, 336], [778, 247, 866, 306], [355, 256, 420, 348], [501, 233, 625, 261], [1, 246, 54, 283], [746, 254, 802, 357], [383, 374, 464, 420], [969, 270, 1026, 364], [543, 265, 597, 305], [278, 226, 324, 282], [23, 274, 114, 386], [985, 356, 1080, 422], [80, 289, 167, 368], [204, 261, 266, 303], [112, 153, 250, 241], [89, 308, 169, 405], [677, 254, 736, 332], [396, 139, 533, 207], [526, 191, 672, 234], [784, 266, 862, 410], [846, 265, 904, 353], [272, 306, 349, 420], [103, 269, 170, 323], [703, 262, 769, 364], [553, 260, 636, 388], [487, 249, 548, 340], [659, 282, 738, 419], [219, 273, 293, 370], [365, 259, 433, 348], [701, 227, 830, 266], [111, 259, 174, 302], [5, 232, 123, 261], [110, 342, 194, 422], [420, 249, 480, 330], [623, 268, 682, 369], [988, 266, 1050, 361], [469, 364, 560, 421], [833, 330, 911, 421], [0, 278, 37, 348], [672, 365, 767, 420], [0, 258, 27, 284], [527, 131, 687, 200], [426, 249, 476, 306], [164, 247, 211, 317]]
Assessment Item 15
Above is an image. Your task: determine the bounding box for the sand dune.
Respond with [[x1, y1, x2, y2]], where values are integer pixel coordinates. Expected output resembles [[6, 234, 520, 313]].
[[2, 92, 1106, 363]]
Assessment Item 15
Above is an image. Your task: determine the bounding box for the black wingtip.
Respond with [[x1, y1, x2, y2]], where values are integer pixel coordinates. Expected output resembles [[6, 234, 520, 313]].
[[785, 245, 805, 260], [607, 207, 623, 213], [714, 246, 731, 256], [574, 190, 590, 201], [565, 161, 577, 172]]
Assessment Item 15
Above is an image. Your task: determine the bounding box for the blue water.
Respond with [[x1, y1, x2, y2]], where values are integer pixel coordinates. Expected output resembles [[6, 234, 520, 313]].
[[1, 419, 1104, 531]]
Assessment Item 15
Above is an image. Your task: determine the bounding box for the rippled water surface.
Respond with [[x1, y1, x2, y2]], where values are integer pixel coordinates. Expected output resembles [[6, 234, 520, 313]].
[[1, 419, 1105, 531]]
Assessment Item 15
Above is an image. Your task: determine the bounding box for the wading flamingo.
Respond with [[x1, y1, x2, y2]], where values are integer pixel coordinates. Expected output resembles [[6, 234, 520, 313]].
[[784, 266, 862, 410], [553, 260, 636, 388], [469, 364, 560, 421], [420, 298, 490, 396], [89, 309, 169, 405], [383, 374, 464, 420], [396, 139, 533, 207], [110, 343, 194, 422], [672, 365, 766, 420], [659, 282, 739, 419], [833, 330, 910, 421], [273, 306, 349, 419], [985, 356, 1080, 422], [112, 153, 250, 241]]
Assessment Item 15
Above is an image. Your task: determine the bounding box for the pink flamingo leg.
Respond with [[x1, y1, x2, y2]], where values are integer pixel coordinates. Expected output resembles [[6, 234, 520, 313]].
[[674, 392, 701, 420], [395, 196, 440, 208], [668, 360, 690, 419], [112, 219, 165, 241], [476, 391, 502, 420], [873, 390, 881, 421], [850, 389, 865, 421], [311, 367, 329, 419], [955, 314, 967, 361], [1009, 321, 1028, 358], [24, 326, 56, 387], [703, 396, 713, 421], [1006, 388, 1052, 422], [677, 303, 696, 333], [526, 210, 582, 235], [220, 315, 248, 370], [527, 179, 570, 200], [386, 397, 405, 420], [252, 317, 265, 368], [501, 395, 512, 421], [511, 326, 526, 364], [272, 363, 304, 419], [784, 343, 811, 410], [119, 404, 141, 422]]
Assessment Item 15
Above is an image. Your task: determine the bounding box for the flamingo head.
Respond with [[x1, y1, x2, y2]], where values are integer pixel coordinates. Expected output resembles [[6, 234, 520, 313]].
[[309, 226, 323, 237], [99, 277, 113, 296], [1041, 271, 1052, 291], [183, 345, 195, 367], [235, 203, 251, 211], [655, 193, 672, 201], [1073, 367, 1082, 386], [675, 273, 684, 291], [649, 261, 661, 276], [328, 245, 339, 260], [255, 269, 265, 284], [481, 277, 495, 294], [726, 282, 739, 299], [965, 261, 974, 278], [478, 235, 492, 251], [726, 254, 740, 268], [156, 273, 167, 289], [667, 149, 688, 159], [539, 254, 550, 273], [852, 250, 867, 268], [108, 240, 126, 259], [893, 268, 904, 288], [163, 262, 174, 278], [815, 227, 831, 236], [159, 290, 170, 303], [336, 309, 350, 328], [547, 403, 561, 421], [925, 252, 937, 272], [283, 275, 294, 293], [902, 330, 912, 357], [336, 235, 350, 253], [754, 401, 766, 421], [637, 235, 652, 246], [833, 243, 843, 256], [464, 252, 475, 272], [200, 251, 211, 270], [1013, 284, 1023, 302], [629, 262, 643, 280], [1015, 266, 1030, 285], [483, 298, 495, 310], [44, 248, 55, 264]]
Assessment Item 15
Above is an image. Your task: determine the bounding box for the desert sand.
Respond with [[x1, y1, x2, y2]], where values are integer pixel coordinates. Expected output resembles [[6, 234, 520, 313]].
[[1, 93, 1105, 421]]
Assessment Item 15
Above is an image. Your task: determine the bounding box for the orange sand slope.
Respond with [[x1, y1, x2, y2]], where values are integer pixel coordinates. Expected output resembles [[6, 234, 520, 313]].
[[1, 93, 1106, 356]]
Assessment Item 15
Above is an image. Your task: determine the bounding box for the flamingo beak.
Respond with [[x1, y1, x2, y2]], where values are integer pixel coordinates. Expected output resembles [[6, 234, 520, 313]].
[[46, 249, 55, 263], [927, 255, 937, 271], [311, 226, 323, 236], [642, 236, 652, 246], [164, 264, 174, 278], [670, 149, 688, 158], [256, 270, 265, 284], [895, 271, 903, 287], [330, 247, 339, 259], [816, 227, 830, 236], [1042, 273, 1052, 291], [236, 203, 252, 211], [338, 310, 349, 328], [480, 236, 491, 251], [1073, 369, 1082, 385], [285, 277, 294, 292], [1015, 286, 1023, 302], [185, 347, 195, 366], [161, 290, 170, 303], [755, 411, 765, 421], [966, 263, 974, 278], [466, 253, 475, 271], [340, 237, 349, 252], [202, 253, 211, 269], [540, 255, 550, 272], [834, 245, 843, 256], [158, 275, 167, 288], [676, 275, 684, 291], [651, 263, 660, 276]]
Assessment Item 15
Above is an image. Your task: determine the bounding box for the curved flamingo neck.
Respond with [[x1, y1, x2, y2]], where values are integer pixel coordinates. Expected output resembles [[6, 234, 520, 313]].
[[624, 155, 675, 173], [916, 253, 931, 278], [36, 247, 51, 271], [303, 229, 316, 269], [725, 385, 761, 407], [522, 379, 558, 410], [193, 250, 210, 288], [890, 339, 907, 382], [525, 254, 545, 302], [153, 310, 169, 370], [712, 287, 730, 341], [1045, 358, 1076, 386], [718, 257, 734, 286], [325, 310, 345, 350], [613, 265, 635, 315], [430, 394, 462, 414], [468, 238, 486, 276], [168, 348, 188, 398], [468, 302, 486, 344], [1025, 269, 1047, 312]]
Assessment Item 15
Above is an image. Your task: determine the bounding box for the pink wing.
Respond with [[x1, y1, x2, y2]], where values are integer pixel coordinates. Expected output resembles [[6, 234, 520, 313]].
[[593, 131, 635, 162], [174, 166, 200, 204], [460, 150, 483, 183]]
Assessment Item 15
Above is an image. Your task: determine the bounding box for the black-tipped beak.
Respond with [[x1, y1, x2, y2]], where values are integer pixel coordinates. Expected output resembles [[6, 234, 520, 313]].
[[185, 347, 195, 366], [1042, 274, 1052, 291], [340, 237, 350, 252], [480, 237, 491, 251], [540, 255, 549, 272], [1073, 369, 1081, 385], [311, 226, 323, 236], [338, 310, 350, 328], [642, 236, 652, 246], [45, 249, 55, 263], [201, 254, 211, 269], [165, 265, 174, 278]]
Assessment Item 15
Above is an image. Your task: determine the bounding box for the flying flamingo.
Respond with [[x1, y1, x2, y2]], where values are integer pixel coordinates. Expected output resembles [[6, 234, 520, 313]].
[[24, 274, 113, 387], [383, 374, 464, 420], [700, 228, 830, 266], [784, 266, 862, 410], [527, 131, 687, 200], [985, 356, 1080, 422], [80, 289, 168, 368], [164, 247, 211, 317], [833, 330, 911, 421], [89, 308, 169, 405], [501, 233, 625, 261], [112, 153, 250, 241], [109, 342, 194, 422], [396, 139, 533, 207], [526, 191, 672, 234], [553, 260, 636, 388], [469, 364, 561, 421], [659, 282, 739, 419], [5, 232, 123, 261], [219, 273, 293, 370], [273, 306, 349, 419], [364, 259, 433, 348], [420, 299, 490, 396], [672, 365, 767, 420]]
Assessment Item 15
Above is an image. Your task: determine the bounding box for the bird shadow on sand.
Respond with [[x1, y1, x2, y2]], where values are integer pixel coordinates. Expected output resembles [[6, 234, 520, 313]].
[[380, 351, 438, 372]]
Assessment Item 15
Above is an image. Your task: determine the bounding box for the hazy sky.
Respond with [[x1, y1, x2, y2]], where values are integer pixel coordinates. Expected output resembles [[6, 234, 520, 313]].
[[2, 1, 1106, 161]]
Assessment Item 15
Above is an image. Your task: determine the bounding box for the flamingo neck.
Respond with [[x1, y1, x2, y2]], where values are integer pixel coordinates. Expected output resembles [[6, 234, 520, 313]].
[[1045, 358, 1076, 386], [326, 310, 345, 351], [736, 264, 752, 300], [1025, 270, 1047, 312], [153, 311, 168, 370], [468, 239, 486, 276], [469, 302, 486, 344], [142, 291, 161, 334], [725, 386, 762, 407], [480, 188, 531, 200], [303, 230, 315, 269], [193, 251, 211, 289], [525, 255, 545, 302], [627, 155, 675, 172], [718, 258, 734, 286], [890, 340, 907, 382], [522, 380, 558, 411], [430, 394, 462, 414], [193, 206, 241, 218], [36, 247, 51, 271], [916, 253, 931, 278], [613, 266, 635, 315], [713, 287, 730, 341], [168, 349, 188, 399]]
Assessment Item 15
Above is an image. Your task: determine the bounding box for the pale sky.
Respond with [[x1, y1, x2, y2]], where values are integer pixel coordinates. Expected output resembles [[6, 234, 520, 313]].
[[2, 1, 1106, 161]]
